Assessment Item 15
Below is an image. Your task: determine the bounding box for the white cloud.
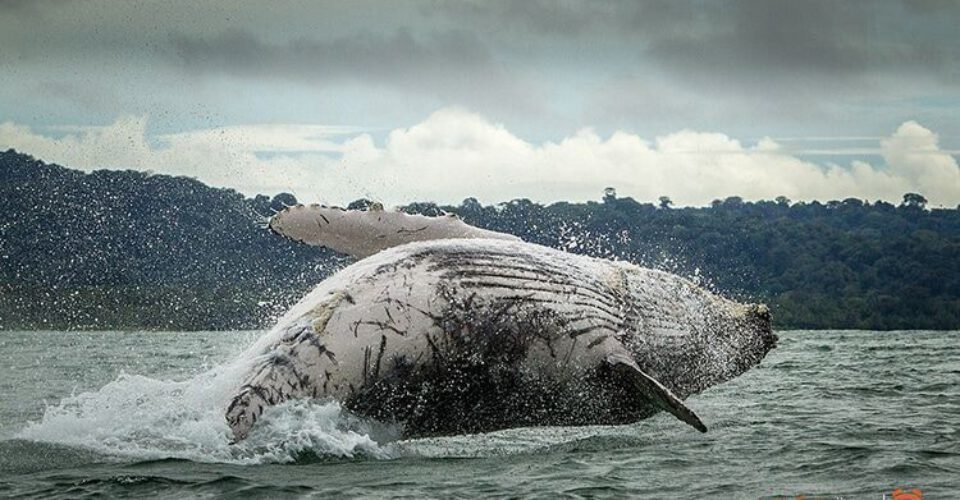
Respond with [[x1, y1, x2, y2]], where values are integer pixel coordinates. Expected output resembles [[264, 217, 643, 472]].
[[158, 124, 360, 153], [0, 118, 344, 196], [880, 121, 960, 206], [2, 108, 958, 207]]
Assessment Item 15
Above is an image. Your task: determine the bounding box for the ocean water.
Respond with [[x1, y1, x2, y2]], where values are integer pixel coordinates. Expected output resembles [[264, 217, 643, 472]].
[[0, 329, 956, 499]]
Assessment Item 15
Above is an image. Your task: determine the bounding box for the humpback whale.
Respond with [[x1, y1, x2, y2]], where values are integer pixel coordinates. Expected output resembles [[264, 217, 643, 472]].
[[226, 205, 777, 441]]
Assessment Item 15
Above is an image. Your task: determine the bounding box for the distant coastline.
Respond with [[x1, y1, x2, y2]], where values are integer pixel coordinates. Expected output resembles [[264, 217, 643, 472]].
[[2, 149, 958, 331]]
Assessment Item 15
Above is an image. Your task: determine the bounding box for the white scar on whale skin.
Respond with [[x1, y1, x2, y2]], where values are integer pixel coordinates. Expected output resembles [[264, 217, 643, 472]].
[[226, 206, 776, 442]]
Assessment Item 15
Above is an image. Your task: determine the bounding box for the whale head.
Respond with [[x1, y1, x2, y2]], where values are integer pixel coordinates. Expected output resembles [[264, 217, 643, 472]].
[[617, 266, 778, 399]]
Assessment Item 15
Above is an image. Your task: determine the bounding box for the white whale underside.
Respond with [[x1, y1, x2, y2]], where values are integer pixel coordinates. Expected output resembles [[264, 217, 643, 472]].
[[226, 234, 776, 441]]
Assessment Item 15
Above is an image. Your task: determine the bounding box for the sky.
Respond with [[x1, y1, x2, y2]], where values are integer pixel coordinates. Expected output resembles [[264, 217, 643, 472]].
[[1, 0, 958, 207]]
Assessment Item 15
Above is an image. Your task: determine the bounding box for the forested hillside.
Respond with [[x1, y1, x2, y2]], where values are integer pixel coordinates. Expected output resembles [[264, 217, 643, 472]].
[[0, 150, 343, 330], [1, 149, 957, 330]]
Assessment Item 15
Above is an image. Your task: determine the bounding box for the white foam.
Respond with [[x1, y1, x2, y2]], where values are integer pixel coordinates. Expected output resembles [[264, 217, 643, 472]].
[[16, 366, 393, 464]]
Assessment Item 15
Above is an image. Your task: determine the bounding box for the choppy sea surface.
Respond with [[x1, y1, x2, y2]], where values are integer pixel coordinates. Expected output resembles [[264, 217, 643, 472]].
[[0, 329, 956, 499]]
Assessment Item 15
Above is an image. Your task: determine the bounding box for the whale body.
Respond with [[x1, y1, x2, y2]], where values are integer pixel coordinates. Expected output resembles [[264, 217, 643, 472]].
[[225, 206, 776, 441]]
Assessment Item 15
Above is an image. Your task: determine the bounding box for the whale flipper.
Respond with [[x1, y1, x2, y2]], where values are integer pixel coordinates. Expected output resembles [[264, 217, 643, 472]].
[[269, 205, 520, 258], [606, 354, 708, 433]]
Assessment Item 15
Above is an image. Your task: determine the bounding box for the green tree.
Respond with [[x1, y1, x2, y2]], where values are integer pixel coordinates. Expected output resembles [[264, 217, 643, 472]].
[[603, 187, 617, 203], [901, 192, 928, 210]]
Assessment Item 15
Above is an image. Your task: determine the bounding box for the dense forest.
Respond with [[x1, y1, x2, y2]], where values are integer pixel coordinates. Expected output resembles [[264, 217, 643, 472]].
[[1, 149, 958, 331], [0, 150, 343, 330]]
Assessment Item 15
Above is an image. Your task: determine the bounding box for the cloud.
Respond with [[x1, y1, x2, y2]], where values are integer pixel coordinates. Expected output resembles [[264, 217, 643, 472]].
[[158, 124, 360, 154], [2, 0, 959, 146], [506, 1, 957, 82], [2, 109, 958, 207], [881, 121, 960, 204], [172, 28, 483, 79], [0, 117, 339, 196], [169, 28, 543, 116], [645, 1, 872, 78]]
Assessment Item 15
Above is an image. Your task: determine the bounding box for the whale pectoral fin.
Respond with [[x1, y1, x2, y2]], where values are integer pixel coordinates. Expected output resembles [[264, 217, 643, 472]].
[[226, 351, 310, 442], [226, 383, 275, 443], [269, 204, 520, 258], [226, 325, 341, 442], [606, 355, 708, 433]]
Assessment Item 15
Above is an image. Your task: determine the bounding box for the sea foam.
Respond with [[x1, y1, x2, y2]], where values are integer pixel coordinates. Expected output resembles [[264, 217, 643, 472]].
[[16, 365, 393, 464]]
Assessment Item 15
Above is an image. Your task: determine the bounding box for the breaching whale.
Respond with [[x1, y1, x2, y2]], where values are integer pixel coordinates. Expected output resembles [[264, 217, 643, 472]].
[[226, 205, 777, 441]]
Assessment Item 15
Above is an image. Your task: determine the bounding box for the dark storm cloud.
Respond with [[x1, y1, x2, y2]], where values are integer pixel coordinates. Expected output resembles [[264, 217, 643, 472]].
[[647, 1, 871, 76], [902, 0, 960, 13], [170, 27, 544, 114], [440, 0, 959, 140], [443, 0, 958, 82], [426, 0, 687, 38], [35, 81, 122, 113], [1, 0, 958, 145], [0, 0, 37, 12], [643, 0, 959, 82], [173, 29, 488, 81]]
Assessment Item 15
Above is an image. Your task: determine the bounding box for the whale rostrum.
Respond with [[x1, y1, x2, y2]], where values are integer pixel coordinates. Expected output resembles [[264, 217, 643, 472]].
[[226, 205, 776, 441]]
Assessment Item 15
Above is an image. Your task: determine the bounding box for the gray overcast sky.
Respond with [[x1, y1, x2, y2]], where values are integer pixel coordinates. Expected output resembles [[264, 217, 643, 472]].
[[1, 0, 958, 206]]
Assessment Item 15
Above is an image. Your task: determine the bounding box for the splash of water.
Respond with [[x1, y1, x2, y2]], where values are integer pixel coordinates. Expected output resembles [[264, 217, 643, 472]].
[[16, 365, 392, 464], [14, 362, 627, 464]]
